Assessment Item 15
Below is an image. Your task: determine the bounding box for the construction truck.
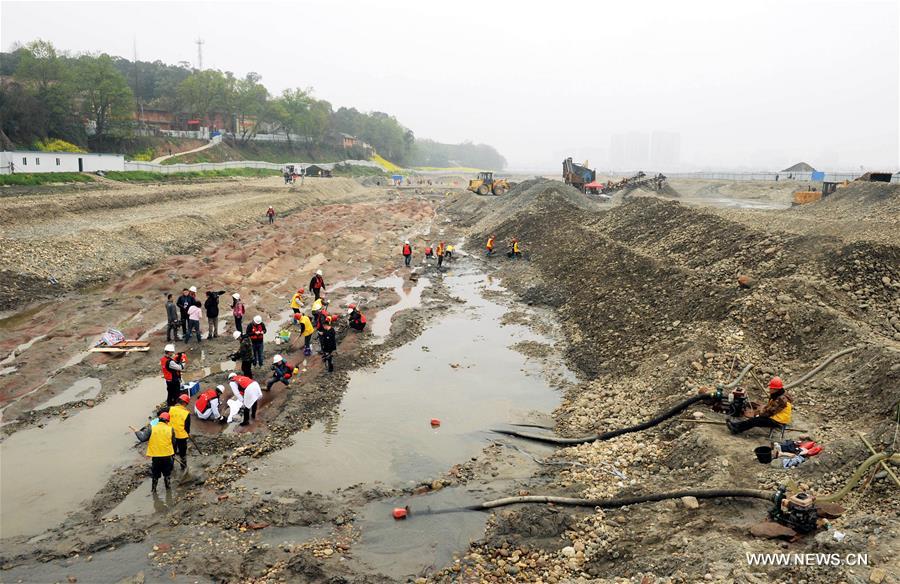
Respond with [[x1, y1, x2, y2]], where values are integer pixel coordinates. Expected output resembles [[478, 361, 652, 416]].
[[563, 158, 596, 192], [468, 171, 510, 196]]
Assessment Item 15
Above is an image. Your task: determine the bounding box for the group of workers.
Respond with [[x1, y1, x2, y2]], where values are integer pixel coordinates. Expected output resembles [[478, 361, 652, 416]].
[[484, 235, 522, 259], [149, 268, 370, 490], [401, 240, 456, 270]]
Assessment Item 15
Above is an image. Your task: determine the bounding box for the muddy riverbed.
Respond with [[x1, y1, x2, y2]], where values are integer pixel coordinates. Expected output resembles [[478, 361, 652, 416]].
[[0, 181, 579, 583]]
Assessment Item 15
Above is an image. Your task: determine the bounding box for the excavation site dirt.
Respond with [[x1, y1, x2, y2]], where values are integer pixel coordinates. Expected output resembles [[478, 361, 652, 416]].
[[1, 176, 898, 584]]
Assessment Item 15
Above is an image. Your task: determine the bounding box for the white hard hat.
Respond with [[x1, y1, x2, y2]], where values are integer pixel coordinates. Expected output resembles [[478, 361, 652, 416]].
[[253, 315, 262, 324], [232, 330, 242, 339], [164, 343, 175, 353], [189, 286, 197, 293], [348, 308, 354, 314], [273, 354, 283, 363], [228, 372, 236, 379], [316, 269, 323, 276], [232, 293, 240, 300], [216, 384, 224, 393], [404, 240, 410, 244]]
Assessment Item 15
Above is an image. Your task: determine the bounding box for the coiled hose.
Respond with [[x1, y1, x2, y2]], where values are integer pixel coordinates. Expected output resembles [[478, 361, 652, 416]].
[[492, 394, 713, 445]]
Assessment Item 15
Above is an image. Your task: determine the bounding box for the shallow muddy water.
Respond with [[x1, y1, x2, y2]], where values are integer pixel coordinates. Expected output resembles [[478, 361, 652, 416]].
[[240, 269, 562, 495], [33, 377, 101, 410], [0, 376, 163, 539]]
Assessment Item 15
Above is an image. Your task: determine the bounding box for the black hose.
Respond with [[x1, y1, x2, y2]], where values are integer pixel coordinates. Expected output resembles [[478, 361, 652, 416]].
[[493, 394, 712, 445], [413, 488, 774, 516]]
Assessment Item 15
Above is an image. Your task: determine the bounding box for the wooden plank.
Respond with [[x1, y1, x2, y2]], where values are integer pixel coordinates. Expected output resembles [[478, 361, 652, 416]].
[[89, 346, 151, 353]]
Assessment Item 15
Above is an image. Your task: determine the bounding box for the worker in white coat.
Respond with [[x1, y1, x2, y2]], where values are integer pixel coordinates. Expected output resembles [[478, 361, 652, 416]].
[[227, 372, 262, 426]]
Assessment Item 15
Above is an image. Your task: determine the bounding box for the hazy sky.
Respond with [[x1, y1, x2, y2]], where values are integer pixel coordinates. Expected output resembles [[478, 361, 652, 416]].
[[2, 0, 898, 171]]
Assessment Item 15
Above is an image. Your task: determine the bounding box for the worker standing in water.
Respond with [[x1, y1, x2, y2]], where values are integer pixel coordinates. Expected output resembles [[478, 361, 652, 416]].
[[290, 288, 305, 315], [161, 345, 187, 406], [169, 394, 192, 470], [402, 240, 413, 267], [309, 269, 326, 300], [146, 411, 176, 492], [320, 316, 337, 373], [486, 235, 495, 256]]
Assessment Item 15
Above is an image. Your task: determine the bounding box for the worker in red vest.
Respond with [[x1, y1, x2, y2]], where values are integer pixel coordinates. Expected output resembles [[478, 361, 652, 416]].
[[348, 304, 366, 331], [309, 269, 326, 300], [161, 344, 187, 405], [247, 316, 267, 367], [402, 240, 413, 267], [194, 385, 225, 422]]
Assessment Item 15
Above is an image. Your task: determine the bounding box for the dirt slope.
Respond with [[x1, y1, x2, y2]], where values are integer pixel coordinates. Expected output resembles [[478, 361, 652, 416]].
[[438, 179, 900, 583], [0, 177, 367, 309]]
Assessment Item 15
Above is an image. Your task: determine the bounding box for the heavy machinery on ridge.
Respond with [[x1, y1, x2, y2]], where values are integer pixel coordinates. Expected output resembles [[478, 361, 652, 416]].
[[563, 157, 596, 192], [468, 171, 511, 196]]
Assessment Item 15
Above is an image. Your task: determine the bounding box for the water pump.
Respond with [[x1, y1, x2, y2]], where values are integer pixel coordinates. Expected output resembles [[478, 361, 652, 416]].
[[769, 486, 819, 533]]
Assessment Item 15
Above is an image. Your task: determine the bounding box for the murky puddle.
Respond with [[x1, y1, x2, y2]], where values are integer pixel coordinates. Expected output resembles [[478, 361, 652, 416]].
[[241, 269, 560, 495], [0, 376, 164, 539], [33, 377, 102, 411], [0, 542, 210, 584], [368, 275, 430, 341], [234, 267, 566, 576]]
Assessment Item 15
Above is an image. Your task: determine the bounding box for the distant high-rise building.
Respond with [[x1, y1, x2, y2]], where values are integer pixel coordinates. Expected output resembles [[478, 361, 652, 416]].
[[650, 131, 681, 169], [610, 132, 650, 170]]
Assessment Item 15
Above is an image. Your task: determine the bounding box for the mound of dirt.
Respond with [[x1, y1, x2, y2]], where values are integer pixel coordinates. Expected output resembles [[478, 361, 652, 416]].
[[445, 181, 900, 582]]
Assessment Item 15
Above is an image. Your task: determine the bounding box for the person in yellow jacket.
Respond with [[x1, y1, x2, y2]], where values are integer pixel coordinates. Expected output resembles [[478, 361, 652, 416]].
[[294, 312, 315, 357], [169, 394, 192, 469], [146, 411, 177, 492], [727, 377, 793, 434], [507, 238, 522, 259], [290, 288, 305, 314]]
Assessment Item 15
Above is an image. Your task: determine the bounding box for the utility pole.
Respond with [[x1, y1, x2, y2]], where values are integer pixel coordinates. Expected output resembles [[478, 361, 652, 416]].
[[196, 37, 205, 70]]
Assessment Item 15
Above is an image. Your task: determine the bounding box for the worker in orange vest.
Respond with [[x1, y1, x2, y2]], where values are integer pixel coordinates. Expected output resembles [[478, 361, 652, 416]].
[[436, 241, 446, 269], [486, 235, 495, 256]]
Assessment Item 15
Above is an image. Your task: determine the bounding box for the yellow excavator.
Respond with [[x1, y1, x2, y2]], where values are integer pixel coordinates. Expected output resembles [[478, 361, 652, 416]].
[[468, 171, 510, 196]]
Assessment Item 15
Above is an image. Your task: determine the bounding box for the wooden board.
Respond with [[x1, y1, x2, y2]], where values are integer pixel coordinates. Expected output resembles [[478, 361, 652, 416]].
[[89, 345, 151, 353]]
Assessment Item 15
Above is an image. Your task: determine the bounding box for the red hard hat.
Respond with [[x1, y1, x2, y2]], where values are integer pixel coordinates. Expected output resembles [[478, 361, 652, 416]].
[[179, 394, 190, 403], [159, 412, 170, 422], [297, 288, 304, 293], [769, 376, 784, 390]]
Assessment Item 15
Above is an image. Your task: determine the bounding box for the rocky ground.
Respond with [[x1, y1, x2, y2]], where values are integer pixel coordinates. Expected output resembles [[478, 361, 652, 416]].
[[1, 176, 898, 584], [432, 179, 899, 583]]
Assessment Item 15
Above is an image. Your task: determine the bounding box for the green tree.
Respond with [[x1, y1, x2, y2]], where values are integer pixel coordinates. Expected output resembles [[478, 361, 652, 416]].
[[177, 69, 233, 129], [70, 54, 134, 139], [233, 72, 269, 142]]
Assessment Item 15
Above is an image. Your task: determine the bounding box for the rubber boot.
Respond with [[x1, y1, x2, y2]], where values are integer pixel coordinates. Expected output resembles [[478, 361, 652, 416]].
[[179, 456, 187, 470], [240, 407, 250, 426], [164, 476, 171, 490], [151, 478, 158, 493]]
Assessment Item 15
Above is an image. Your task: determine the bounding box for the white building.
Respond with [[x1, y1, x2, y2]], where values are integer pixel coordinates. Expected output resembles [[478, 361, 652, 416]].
[[0, 151, 125, 174]]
